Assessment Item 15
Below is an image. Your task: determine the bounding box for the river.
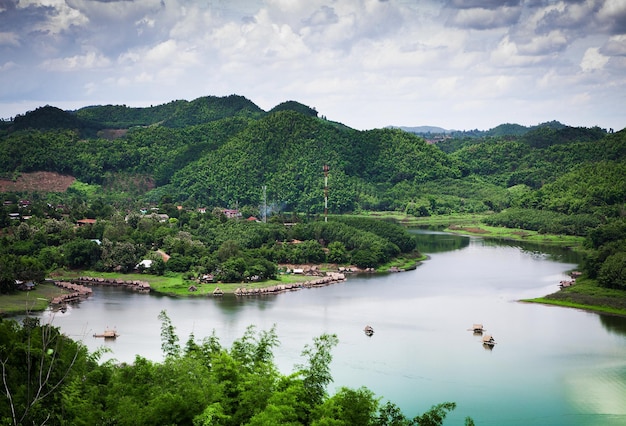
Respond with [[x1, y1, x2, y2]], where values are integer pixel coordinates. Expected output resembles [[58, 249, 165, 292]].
[[34, 231, 626, 425]]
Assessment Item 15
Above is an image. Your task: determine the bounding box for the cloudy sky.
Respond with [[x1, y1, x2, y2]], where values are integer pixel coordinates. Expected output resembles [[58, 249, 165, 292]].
[[1, 0, 625, 131]]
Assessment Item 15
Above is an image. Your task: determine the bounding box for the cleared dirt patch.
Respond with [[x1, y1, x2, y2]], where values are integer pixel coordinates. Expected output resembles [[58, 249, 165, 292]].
[[0, 172, 75, 193]]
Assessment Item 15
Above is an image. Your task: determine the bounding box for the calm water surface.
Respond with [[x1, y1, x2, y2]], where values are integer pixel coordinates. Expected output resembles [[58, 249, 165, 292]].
[[35, 232, 626, 425]]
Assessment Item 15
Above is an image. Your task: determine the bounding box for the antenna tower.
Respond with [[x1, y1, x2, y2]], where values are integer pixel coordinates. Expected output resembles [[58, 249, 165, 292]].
[[323, 165, 329, 222]]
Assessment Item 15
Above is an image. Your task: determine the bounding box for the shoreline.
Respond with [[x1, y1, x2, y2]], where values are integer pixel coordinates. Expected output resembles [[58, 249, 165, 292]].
[[414, 218, 625, 318]]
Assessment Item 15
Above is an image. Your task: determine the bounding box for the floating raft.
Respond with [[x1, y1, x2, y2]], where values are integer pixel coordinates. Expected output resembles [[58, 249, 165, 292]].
[[93, 329, 119, 339]]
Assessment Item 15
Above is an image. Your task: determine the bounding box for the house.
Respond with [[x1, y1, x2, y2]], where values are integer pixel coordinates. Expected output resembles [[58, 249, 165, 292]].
[[200, 274, 215, 282], [136, 259, 153, 270], [76, 218, 97, 226], [223, 209, 241, 219]]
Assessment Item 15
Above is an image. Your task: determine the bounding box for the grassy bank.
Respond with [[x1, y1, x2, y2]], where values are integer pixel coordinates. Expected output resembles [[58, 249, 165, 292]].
[[0, 283, 69, 317], [342, 212, 489, 228], [522, 277, 626, 317], [445, 223, 585, 247], [377, 253, 427, 272], [52, 269, 324, 297]]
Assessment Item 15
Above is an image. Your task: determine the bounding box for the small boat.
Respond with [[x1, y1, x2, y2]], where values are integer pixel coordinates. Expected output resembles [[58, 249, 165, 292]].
[[482, 334, 496, 347], [364, 325, 374, 336], [470, 323, 485, 334], [93, 328, 119, 339]]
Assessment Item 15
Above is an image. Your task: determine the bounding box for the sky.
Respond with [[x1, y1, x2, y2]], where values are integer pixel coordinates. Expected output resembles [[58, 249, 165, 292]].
[[0, 0, 625, 131]]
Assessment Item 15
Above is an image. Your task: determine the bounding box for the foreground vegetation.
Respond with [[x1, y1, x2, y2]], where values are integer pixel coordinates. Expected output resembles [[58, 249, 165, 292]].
[[0, 312, 474, 426]]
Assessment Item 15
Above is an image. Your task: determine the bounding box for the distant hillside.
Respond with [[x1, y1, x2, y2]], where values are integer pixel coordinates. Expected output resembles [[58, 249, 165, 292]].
[[8, 105, 102, 137], [392, 120, 568, 138], [390, 125, 453, 134], [75, 95, 265, 128]]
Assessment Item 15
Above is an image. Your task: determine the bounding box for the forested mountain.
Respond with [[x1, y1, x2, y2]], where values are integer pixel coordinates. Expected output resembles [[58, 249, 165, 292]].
[[0, 94, 624, 226], [74, 94, 265, 128]]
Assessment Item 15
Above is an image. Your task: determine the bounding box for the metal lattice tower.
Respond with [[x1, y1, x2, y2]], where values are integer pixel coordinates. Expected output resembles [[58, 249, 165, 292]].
[[323, 165, 329, 222]]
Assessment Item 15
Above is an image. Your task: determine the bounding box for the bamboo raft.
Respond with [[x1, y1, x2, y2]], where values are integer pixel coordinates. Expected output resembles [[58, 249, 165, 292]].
[[93, 328, 119, 339]]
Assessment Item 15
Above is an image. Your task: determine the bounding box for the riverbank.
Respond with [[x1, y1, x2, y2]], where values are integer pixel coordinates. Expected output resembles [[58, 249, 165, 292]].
[[49, 267, 355, 298], [346, 211, 586, 248], [0, 255, 424, 316], [521, 277, 626, 317], [0, 283, 69, 317], [385, 212, 626, 316]]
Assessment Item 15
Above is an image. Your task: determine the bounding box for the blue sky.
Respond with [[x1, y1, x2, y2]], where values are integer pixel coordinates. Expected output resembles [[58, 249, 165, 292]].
[[1, 0, 624, 131]]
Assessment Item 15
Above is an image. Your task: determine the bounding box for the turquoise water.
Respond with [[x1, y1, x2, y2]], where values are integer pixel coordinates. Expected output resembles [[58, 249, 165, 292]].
[[35, 233, 626, 425]]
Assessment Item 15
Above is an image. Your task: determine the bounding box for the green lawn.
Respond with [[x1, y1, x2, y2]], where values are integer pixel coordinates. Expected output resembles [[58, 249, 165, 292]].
[[0, 283, 69, 317], [522, 277, 626, 317], [52, 270, 323, 297]]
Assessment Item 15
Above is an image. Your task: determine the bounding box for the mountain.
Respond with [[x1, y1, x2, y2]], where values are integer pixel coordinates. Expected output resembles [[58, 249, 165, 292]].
[[0, 94, 622, 221], [391, 121, 569, 138], [7, 105, 102, 137], [389, 125, 454, 134]]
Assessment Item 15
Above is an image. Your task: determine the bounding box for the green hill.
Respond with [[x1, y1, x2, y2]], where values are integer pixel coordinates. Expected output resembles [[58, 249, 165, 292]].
[[0, 94, 623, 221]]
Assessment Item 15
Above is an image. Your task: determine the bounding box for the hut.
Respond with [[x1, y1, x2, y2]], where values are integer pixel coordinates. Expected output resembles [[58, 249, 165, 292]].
[[482, 334, 496, 347], [472, 324, 485, 334]]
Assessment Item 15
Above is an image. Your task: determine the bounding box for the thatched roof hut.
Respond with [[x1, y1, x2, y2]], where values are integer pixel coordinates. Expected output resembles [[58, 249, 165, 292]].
[[482, 334, 496, 346]]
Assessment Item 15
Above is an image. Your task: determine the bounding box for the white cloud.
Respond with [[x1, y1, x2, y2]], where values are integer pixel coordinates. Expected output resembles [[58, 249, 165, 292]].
[[447, 6, 522, 30], [580, 47, 609, 72], [18, 0, 89, 34], [602, 35, 626, 55], [517, 31, 568, 55], [41, 51, 111, 71], [597, 0, 626, 33], [0, 0, 624, 131]]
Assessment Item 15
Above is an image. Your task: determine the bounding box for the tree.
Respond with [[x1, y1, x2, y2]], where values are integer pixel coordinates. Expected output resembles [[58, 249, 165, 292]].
[[62, 238, 102, 269], [313, 386, 379, 426], [297, 333, 339, 409], [0, 318, 89, 426], [327, 241, 348, 264], [158, 310, 180, 359], [598, 252, 626, 290]]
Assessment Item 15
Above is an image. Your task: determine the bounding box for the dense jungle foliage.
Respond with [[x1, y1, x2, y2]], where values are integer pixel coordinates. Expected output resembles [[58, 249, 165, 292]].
[[1, 94, 625, 289], [0, 314, 473, 426]]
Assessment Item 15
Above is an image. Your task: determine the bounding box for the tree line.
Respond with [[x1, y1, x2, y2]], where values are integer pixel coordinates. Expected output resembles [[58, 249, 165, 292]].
[[0, 202, 419, 293]]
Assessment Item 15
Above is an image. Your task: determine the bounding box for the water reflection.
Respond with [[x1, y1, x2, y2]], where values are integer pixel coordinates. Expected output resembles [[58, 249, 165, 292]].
[[410, 229, 470, 253], [600, 314, 626, 336], [482, 238, 583, 264]]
